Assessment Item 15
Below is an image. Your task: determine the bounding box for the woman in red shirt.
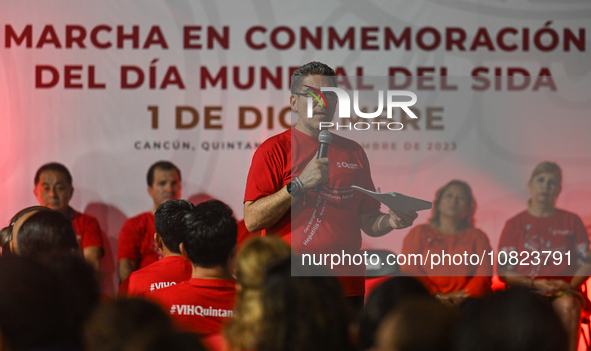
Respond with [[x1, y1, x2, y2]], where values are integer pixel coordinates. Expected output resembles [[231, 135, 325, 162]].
[[498, 161, 591, 351], [401, 180, 492, 307]]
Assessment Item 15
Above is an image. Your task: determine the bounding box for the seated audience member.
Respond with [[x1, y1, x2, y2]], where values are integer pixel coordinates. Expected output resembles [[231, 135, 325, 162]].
[[10, 208, 80, 259], [372, 297, 459, 351], [453, 288, 568, 351], [224, 236, 291, 351], [84, 298, 197, 351], [497, 161, 591, 351], [147, 200, 237, 341], [256, 259, 355, 351], [118, 161, 182, 282], [42, 252, 101, 350], [401, 180, 492, 306], [142, 331, 207, 351], [34, 162, 104, 270], [357, 276, 432, 351], [118, 199, 194, 297], [0, 205, 48, 257], [0, 256, 75, 350]]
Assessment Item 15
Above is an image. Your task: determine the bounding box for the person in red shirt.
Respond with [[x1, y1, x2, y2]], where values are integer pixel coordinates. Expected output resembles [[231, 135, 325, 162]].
[[498, 161, 591, 351], [117, 161, 182, 282], [400, 180, 492, 306], [243, 61, 417, 307], [147, 199, 237, 342], [118, 199, 194, 297], [33, 163, 104, 271]]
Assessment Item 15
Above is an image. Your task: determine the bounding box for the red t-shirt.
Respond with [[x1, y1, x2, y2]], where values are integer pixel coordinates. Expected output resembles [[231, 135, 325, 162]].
[[117, 255, 192, 298], [244, 128, 380, 296], [117, 212, 162, 269], [147, 278, 236, 337], [498, 209, 590, 279], [400, 224, 492, 298], [71, 210, 104, 250]]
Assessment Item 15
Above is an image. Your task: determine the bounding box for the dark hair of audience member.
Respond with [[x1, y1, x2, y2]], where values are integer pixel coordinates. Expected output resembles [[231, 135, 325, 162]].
[[224, 236, 291, 350], [181, 199, 237, 268], [41, 252, 101, 349], [374, 297, 459, 351], [132, 332, 207, 351], [34, 162, 73, 186], [16, 209, 80, 258], [0, 256, 73, 350], [154, 199, 194, 254], [146, 160, 181, 186], [84, 298, 177, 351], [453, 288, 568, 351], [357, 276, 432, 350], [256, 258, 355, 351], [0, 206, 50, 257]]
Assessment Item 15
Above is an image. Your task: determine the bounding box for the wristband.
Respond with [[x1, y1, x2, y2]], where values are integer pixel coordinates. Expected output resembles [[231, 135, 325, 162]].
[[295, 177, 307, 192], [378, 214, 391, 232]]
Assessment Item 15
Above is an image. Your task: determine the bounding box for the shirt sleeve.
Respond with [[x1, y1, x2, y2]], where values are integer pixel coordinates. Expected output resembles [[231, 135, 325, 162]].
[[117, 218, 140, 264], [572, 214, 590, 264], [78, 215, 104, 250], [117, 275, 130, 297], [498, 216, 519, 253], [463, 230, 492, 298], [244, 142, 287, 203], [400, 227, 425, 276]]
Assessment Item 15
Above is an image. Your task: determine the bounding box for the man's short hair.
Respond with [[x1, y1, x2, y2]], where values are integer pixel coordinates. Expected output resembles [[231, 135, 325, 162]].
[[154, 200, 195, 254], [290, 61, 337, 94], [181, 200, 237, 268], [146, 161, 182, 187], [34, 163, 72, 186], [17, 210, 80, 258]]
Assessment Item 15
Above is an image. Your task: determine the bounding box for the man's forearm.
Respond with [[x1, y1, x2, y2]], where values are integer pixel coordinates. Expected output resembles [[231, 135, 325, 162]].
[[83, 246, 102, 272], [118, 258, 136, 282], [244, 185, 294, 233], [361, 212, 393, 237]]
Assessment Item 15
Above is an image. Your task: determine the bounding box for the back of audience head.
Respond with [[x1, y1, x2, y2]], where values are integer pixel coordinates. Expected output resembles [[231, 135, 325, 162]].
[[134, 331, 207, 351], [225, 236, 291, 350], [154, 199, 194, 254], [257, 258, 355, 351], [43, 252, 100, 343], [0, 256, 73, 350], [235, 236, 291, 289], [358, 276, 432, 351], [372, 297, 459, 351], [1, 206, 50, 256], [84, 298, 177, 351], [453, 288, 568, 351], [11, 209, 79, 258], [181, 199, 237, 268]]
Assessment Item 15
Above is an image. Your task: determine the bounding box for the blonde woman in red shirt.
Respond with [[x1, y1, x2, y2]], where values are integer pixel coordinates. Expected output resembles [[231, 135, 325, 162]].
[[498, 161, 591, 351]]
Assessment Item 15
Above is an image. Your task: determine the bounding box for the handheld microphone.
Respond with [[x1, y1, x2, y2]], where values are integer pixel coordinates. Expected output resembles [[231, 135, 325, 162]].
[[314, 130, 332, 192]]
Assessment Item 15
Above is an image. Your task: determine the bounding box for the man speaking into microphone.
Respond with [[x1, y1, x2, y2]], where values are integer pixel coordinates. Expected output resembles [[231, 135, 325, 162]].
[[243, 61, 417, 307]]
